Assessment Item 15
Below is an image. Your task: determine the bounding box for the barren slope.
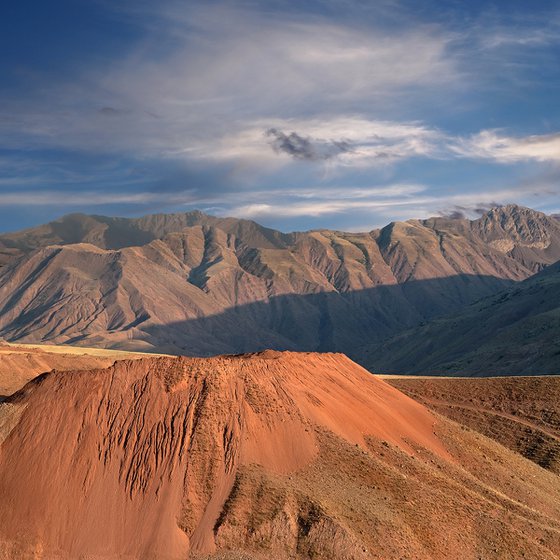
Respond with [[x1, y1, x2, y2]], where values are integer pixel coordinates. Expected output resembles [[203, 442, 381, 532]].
[[365, 259, 560, 375], [0, 341, 152, 396], [0, 211, 291, 267], [0, 352, 559, 559], [387, 375, 560, 474], [1, 205, 559, 363]]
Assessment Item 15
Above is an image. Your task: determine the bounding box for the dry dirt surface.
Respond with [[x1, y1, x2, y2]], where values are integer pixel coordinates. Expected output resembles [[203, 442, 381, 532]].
[[0, 351, 559, 559], [0, 341, 156, 396], [387, 375, 560, 474]]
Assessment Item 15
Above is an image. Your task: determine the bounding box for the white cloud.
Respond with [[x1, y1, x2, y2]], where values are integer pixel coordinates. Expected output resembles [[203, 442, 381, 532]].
[[6, 1, 559, 175], [453, 130, 560, 162], [263, 184, 427, 200], [189, 117, 560, 170], [227, 183, 431, 218], [109, 3, 457, 103], [0, 183, 424, 208], [185, 117, 443, 170], [0, 3, 457, 167], [231, 198, 427, 219], [226, 183, 560, 226]]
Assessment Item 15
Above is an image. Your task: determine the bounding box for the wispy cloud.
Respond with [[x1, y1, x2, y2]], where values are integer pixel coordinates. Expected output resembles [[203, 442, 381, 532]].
[[0, 179, 557, 233], [183, 117, 444, 171], [1, 0, 560, 232], [476, 13, 560, 50], [2, 1, 557, 174], [482, 29, 560, 49], [0, 3, 457, 164], [0, 183, 425, 208], [0, 190, 196, 206], [225, 184, 559, 224], [187, 117, 560, 169], [453, 131, 560, 162]]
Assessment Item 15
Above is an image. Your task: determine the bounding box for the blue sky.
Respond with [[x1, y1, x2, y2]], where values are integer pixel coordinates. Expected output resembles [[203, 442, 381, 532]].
[[1, 0, 560, 233]]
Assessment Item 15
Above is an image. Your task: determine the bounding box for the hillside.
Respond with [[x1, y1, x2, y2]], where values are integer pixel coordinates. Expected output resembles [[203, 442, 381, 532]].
[[0, 342, 160, 396], [386, 375, 560, 474], [0, 205, 558, 363], [365, 260, 560, 375], [1, 352, 559, 559]]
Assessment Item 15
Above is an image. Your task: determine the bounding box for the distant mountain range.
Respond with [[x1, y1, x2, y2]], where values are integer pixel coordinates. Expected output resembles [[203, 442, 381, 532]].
[[0, 204, 559, 373]]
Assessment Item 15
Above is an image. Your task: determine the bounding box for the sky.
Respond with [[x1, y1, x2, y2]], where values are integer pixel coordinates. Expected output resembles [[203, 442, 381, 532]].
[[0, 0, 560, 233]]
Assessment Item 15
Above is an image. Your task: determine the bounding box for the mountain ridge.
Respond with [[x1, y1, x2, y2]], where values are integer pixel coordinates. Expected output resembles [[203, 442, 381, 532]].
[[1, 204, 559, 369], [1, 203, 559, 266]]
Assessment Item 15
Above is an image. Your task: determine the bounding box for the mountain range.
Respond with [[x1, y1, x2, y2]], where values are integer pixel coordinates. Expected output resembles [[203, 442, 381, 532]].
[[0, 204, 559, 373]]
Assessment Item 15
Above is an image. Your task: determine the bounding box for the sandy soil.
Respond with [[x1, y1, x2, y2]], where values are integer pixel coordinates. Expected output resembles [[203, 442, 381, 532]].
[[387, 375, 560, 474], [0, 341, 166, 396], [0, 352, 558, 559]]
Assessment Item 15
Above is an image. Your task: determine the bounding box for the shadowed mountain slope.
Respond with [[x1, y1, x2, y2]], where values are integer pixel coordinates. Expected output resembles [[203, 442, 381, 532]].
[[1, 352, 559, 559], [365, 260, 560, 375], [0, 265, 513, 358]]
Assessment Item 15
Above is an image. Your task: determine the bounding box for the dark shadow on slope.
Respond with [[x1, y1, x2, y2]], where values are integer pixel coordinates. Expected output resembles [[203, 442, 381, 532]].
[[362, 262, 560, 377], [135, 274, 516, 369]]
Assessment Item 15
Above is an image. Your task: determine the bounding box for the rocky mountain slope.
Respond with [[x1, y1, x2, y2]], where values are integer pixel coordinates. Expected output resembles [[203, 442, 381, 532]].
[[0, 211, 291, 267], [365, 259, 560, 375], [1, 352, 559, 559], [0, 205, 558, 363]]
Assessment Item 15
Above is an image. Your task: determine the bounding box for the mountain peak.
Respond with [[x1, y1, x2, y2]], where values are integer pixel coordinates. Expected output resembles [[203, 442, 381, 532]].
[[472, 204, 560, 255], [483, 203, 547, 219]]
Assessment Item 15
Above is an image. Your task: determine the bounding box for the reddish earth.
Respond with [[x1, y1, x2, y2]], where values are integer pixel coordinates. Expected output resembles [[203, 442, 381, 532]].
[[0, 342, 155, 396], [0, 352, 559, 559], [387, 375, 560, 474]]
